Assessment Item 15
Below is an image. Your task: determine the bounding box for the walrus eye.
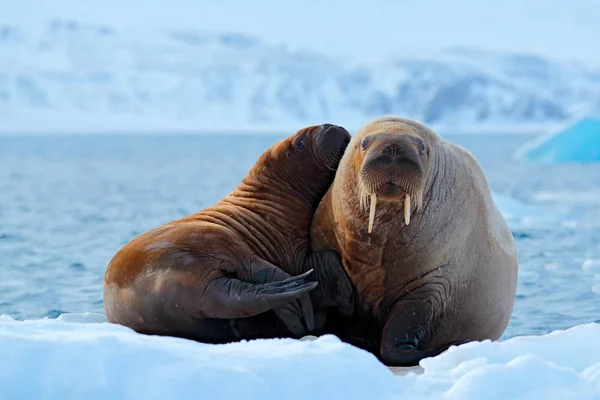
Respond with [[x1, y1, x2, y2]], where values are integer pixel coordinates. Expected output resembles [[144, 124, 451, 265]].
[[419, 141, 426, 154], [295, 138, 305, 149], [361, 139, 368, 151]]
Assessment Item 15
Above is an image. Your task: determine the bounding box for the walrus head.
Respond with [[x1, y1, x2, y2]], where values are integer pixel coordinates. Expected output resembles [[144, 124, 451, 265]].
[[287, 123, 352, 172], [345, 116, 440, 233], [254, 123, 351, 207]]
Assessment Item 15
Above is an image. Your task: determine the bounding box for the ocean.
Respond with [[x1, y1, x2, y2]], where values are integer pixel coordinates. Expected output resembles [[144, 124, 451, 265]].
[[2, 132, 600, 339]]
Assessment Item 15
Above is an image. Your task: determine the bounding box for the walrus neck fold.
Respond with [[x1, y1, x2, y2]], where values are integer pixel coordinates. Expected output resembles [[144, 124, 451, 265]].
[[242, 163, 329, 215], [218, 163, 334, 259], [421, 143, 448, 208]]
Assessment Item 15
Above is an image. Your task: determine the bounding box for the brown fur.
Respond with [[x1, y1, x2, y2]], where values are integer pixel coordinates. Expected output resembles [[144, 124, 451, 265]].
[[104, 124, 354, 343], [311, 116, 519, 366]]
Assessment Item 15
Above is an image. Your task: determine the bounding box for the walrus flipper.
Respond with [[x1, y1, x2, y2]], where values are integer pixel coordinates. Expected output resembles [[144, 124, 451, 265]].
[[246, 263, 317, 338], [379, 293, 464, 366], [304, 250, 355, 316], [379, 297, 440, 366], [204, 267, 317, 337], [204, 271, 317, 317]]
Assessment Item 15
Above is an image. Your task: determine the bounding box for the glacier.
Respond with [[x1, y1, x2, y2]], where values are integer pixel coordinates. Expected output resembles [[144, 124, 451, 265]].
[[1, 314, 600, 400], [515, 116, 600, 163], [1, 19, 600, 134]]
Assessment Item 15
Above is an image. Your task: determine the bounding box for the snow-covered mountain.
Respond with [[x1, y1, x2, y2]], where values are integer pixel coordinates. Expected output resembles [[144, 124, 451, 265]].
[[1, 18, 600, 134]]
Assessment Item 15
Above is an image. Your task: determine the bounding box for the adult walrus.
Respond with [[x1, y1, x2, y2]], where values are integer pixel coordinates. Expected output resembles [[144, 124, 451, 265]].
[[311, 116, 518, 366], [103, 124, 354, 343]]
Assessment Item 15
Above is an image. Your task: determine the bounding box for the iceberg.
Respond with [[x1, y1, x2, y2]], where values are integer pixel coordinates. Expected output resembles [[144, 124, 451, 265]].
[[515, 116, 600, 163], [1, 314, 599, 399]]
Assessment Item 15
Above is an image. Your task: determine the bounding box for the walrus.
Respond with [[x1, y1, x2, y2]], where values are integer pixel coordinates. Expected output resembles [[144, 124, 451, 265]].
[[311, 116, 519, 366], [103, 124, 354, 343]]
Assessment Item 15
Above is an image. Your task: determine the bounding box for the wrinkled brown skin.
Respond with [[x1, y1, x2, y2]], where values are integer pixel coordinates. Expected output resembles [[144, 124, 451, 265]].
[[311, 116, 519, 366], [103, 124, 354, 343]]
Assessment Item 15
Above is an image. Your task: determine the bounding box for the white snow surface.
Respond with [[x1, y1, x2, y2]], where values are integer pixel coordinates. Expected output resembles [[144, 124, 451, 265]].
[[515, 116, 600, 163], [1, 314, 600, 399], [1, 14, 600, 134]]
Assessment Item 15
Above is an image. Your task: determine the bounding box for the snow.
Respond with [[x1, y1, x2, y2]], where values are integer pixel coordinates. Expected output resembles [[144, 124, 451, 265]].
[[0, 12, 599, 134], [515, 116, 600, 163], [413, 324, 600, 399], [1, 314, 599, 399], [55, 312, 108, 323], [0, 314, 401, 400]]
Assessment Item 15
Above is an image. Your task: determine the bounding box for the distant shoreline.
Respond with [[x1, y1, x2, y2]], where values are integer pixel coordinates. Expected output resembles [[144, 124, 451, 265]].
[[0, 117, 561, 137]]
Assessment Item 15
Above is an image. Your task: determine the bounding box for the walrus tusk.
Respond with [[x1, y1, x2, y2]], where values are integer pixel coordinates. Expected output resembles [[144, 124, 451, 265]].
[[368, 193, 377, 234], [404, 194, 411, 225]]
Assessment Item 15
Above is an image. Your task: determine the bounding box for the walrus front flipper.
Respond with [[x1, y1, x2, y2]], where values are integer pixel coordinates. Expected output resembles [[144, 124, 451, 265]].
[[304, 250, 355, 316], [379, 295, 463, 367]]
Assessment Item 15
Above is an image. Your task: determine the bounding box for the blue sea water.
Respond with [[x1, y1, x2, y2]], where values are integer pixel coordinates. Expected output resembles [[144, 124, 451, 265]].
[[1, 133, 600, 339]]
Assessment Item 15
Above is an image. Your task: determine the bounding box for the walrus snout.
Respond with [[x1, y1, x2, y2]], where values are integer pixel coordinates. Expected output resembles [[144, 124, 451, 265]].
[[358, 133, 426, 229], [360, 134, 424, 198], [377, 135, 424, 171], [314, 124, 351, 170]]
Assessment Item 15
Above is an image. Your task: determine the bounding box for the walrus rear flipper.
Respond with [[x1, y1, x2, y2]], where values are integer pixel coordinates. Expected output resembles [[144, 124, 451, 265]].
[[204, 269, 317, 337]]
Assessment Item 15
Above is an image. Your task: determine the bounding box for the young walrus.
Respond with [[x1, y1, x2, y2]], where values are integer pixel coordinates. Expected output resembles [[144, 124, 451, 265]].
[[311, 116, 518, 366], [103, 124, 354, 342]]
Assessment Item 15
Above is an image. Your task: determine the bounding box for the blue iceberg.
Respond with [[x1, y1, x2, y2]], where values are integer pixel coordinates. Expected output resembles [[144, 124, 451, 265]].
[[515, 116, 600, 163]]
